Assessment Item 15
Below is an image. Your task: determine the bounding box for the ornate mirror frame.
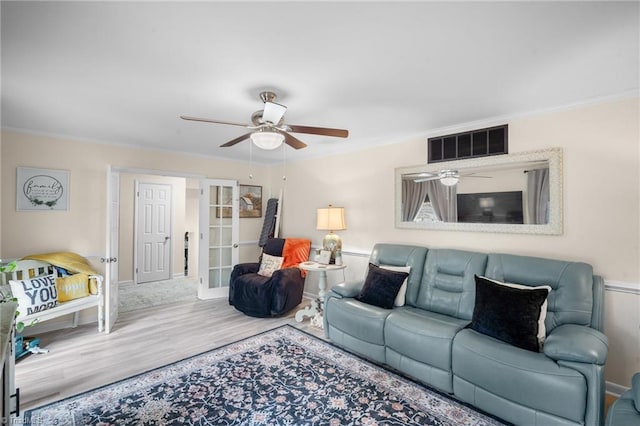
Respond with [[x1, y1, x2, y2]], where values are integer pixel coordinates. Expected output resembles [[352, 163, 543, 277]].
[[395, 147, 563, 235]]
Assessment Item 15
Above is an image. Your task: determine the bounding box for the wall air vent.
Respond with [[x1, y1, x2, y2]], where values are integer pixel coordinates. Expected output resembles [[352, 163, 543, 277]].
[[428, 124, 508, 163]]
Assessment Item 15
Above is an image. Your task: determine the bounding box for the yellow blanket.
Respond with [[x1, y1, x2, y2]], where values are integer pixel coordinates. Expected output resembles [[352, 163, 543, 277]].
[[22, 252, 97, 276], [22, 252, 99, 295]]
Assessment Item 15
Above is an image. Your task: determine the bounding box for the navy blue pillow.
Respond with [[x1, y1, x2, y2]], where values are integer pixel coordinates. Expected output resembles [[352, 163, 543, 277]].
[[356, 263, 409, 309], [471, 275, 549, 352]]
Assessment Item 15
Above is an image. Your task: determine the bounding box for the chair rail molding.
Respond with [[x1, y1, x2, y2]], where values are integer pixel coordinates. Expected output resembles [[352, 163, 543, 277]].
[[605, 280, 640, 295]]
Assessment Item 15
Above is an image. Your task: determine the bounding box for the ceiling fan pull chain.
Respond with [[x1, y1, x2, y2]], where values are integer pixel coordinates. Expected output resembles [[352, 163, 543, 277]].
[[282, 143, 287, 181], [249, 141, 254, 180]]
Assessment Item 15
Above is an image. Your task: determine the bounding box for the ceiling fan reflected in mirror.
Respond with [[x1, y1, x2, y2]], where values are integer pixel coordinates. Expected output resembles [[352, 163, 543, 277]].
[[405, 170, 492, 186], [181, 91, 349, 150]]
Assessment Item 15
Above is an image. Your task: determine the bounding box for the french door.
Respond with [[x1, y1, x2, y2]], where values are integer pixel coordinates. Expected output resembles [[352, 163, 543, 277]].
[[198, 179, 239, 299], [105, 168, 120, 333]]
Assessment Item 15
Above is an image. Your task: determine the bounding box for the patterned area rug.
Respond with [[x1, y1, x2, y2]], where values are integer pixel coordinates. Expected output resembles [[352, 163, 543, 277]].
[[24, 325, 507, 425]]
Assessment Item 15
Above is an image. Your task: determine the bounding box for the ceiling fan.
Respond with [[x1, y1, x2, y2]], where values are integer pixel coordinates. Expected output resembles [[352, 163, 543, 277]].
[[405, 170, 492, 186], [180, 91, 349, 150]]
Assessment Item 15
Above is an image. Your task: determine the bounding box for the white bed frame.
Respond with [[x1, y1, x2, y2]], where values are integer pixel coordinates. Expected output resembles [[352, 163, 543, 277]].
[[1, 260, 104, 332]]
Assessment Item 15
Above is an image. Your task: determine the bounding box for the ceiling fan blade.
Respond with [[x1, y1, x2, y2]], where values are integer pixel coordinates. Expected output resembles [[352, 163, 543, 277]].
[[414, 176, 440, 183], [262, 101, 287, 125], [220, 132, 252, 147], [287, 124, 349, 138], [180, 115, 249, 127], [280, 131, 307, 150], [404, 172, 436, 179], [463, 172, 493, 178]]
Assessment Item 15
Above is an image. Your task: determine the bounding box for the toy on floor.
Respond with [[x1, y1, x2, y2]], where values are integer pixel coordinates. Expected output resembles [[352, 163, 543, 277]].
[[15, 335, 49, 360]]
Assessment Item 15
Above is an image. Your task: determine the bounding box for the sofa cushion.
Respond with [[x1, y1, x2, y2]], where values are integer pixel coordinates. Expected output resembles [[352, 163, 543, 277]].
[[471, 275, 551, 352], [379, 265, 411, 307], [412, 249, 488, 320], [369, 244, 429, 306], [324, 297, 391, 346], [356, 264, 409, 309], [453, 328, 587, 423], [385, 307, 469, 373], [484, 254, 594, 333]]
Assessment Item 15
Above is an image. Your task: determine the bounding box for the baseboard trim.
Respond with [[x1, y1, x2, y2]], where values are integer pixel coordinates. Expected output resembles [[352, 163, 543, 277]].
[[607, 381, 630, 398], [119, 280, 134, 287]]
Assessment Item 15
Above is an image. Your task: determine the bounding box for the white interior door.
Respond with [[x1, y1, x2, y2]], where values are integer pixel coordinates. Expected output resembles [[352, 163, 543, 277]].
[[105, 169, 119, 333], [198, 179, 238, 299], [136, 182, 172, 284]]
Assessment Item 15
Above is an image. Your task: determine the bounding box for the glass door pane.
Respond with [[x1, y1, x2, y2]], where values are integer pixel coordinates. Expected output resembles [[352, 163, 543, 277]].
[[199, 179, 238, 299]]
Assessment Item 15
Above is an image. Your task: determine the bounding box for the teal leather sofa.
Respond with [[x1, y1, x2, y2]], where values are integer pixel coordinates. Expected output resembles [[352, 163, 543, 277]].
[[324, 243, 608, 426], [606, 373, 640, 426]]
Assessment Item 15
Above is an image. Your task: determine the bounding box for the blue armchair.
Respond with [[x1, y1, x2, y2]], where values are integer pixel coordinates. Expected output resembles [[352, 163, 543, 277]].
[[606, 373, 640, 426]]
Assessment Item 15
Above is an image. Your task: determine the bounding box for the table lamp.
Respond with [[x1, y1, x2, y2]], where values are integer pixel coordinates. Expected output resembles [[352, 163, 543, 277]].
[[316, 205, 346, 264]]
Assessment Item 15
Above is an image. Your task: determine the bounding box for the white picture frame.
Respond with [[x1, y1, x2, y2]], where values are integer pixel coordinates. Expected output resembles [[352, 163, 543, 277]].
[[317, 250, 332, 265], [16, 167, 70, 211]]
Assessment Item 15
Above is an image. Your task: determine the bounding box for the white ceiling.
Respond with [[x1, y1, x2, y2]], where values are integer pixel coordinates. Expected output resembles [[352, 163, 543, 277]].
[[2, 1, 638, 165]]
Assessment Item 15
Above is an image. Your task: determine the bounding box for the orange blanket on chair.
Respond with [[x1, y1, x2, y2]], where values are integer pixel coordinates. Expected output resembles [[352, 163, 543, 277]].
[[282, 238, 311, 275]]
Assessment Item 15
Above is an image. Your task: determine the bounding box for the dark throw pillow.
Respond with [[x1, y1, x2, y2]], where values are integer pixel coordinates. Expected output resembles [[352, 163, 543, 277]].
[[471, 275, 550, 352], [356, 263, 409, 309]]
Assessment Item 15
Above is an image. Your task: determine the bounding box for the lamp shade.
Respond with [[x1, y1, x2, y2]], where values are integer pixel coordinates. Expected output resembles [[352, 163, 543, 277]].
[[250, 131, 285, 150], [316, 206, 346, 231]]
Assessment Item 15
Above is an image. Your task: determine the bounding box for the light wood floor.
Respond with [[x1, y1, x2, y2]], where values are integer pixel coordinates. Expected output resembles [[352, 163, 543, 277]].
[[16, 297, 322, 412], [16, 298, 619, 417]]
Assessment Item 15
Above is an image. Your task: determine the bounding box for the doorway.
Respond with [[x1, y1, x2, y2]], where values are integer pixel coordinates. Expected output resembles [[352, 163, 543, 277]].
[[107, 167, 205, 330]]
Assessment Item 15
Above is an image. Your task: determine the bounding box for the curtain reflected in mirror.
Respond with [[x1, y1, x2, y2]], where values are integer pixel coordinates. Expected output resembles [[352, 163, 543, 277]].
[[526, 168, 549, 224], [402, 180, 458, 222], [395, 148, 563, 235]]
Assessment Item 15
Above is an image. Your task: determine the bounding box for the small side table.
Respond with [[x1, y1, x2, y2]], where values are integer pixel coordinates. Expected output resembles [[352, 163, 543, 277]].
[[295, 261, 346, 328]]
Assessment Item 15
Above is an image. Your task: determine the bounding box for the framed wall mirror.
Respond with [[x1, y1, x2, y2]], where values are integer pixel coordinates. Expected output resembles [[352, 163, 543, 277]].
[[395, 148, 563, 235]]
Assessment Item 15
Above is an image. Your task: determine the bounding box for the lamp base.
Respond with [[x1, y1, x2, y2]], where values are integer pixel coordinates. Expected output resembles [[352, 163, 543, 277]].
[[322, 233, 342, 264]]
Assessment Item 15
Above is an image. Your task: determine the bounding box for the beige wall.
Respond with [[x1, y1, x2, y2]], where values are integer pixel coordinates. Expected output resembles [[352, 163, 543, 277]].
[[277, 97, 639, 282], [273, 97, 640, 387], [0, 132, 271, 273], [1, 96, 638, 388]]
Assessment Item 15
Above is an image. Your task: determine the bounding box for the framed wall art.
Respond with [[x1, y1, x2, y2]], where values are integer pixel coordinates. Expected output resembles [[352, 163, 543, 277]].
[[239, 185, 262, 218], [16, 167, 70, 211]]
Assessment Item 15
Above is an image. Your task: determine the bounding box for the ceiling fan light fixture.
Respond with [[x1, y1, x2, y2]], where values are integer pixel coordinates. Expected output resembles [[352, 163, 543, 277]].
[[250, 130, 284, 150], [440, 170, 459, 186]]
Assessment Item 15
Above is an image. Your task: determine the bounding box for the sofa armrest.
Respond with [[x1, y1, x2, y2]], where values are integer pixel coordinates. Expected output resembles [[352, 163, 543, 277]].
[[544, 324, 608, 365], [270, 267, 305, 284], [231, 262, 260, 277], [329, 280, 363, 299], [228, 263, 260, 305], [269, 267, 306, 315], [631, 372, 640, 411]]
